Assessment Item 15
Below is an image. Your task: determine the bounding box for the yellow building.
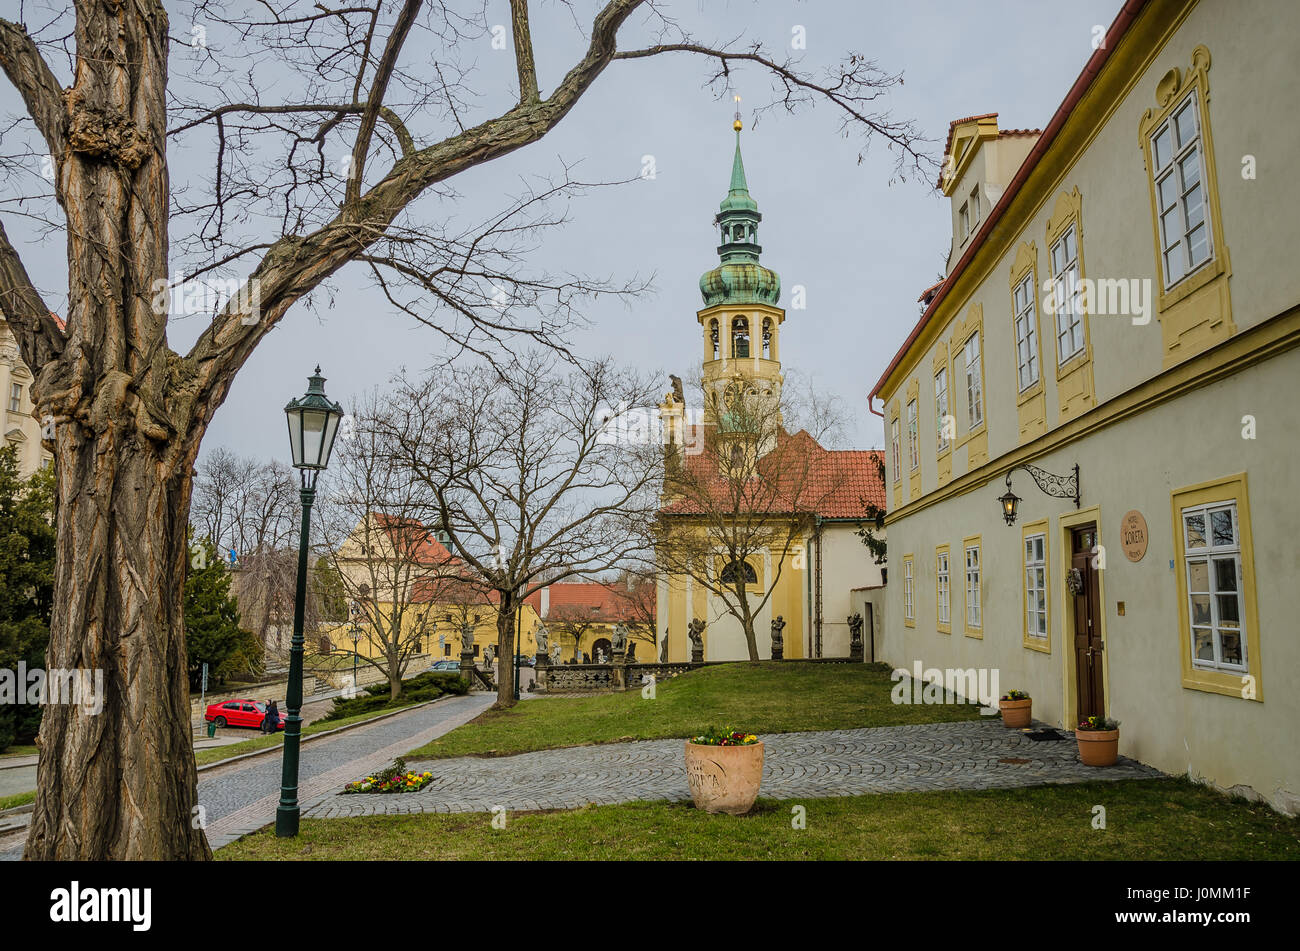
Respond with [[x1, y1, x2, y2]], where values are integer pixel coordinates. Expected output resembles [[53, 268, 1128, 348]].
[[655, 119, 886, 662], [0, 318, 54, 476], [321, 513, 543, 663], [870, 0, 1300, 815]]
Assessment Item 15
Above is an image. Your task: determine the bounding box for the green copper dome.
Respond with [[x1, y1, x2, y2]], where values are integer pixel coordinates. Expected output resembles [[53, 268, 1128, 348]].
[[699, 129, 781, 307]]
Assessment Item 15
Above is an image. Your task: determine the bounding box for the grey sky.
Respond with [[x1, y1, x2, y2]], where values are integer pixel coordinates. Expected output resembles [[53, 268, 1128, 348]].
[[3, 0, 1122, 464]]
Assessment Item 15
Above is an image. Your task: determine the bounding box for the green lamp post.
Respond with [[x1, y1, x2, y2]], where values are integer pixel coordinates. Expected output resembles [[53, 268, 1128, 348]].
[[277, 366, 344, 837]]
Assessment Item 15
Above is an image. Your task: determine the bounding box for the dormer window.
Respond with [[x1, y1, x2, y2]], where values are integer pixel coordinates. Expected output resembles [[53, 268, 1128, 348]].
[[958, 202, 970, 239]]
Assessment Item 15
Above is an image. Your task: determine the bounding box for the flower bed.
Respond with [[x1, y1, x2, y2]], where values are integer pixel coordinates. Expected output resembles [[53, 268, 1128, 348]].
[[342, 757, 434, 794]]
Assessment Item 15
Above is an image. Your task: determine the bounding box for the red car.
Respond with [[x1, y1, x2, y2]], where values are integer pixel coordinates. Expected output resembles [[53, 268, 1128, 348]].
[[204, 699, 286, 730]]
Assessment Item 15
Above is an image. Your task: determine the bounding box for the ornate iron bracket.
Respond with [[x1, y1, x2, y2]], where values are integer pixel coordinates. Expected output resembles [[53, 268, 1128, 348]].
[[1008, 463, 1080, 507]]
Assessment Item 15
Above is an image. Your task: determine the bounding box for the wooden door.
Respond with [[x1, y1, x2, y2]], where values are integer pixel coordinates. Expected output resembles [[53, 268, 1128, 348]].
[[1070, 524, 1105, 721]]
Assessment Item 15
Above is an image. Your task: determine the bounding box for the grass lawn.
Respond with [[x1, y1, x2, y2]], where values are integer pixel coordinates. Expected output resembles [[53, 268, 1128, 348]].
[[0, 745, 38, 759], [219, 777, 1300, 861], [0, 790, 35, 811], [407, 662, 984, 760]]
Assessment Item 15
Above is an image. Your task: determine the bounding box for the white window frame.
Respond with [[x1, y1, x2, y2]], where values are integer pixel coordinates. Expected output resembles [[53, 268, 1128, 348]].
[[8, 382, 20, 413], [965, 544, 981, 628], [1181, 500, 1246, 672], [906, 399, 918, 471], [937, 551, 950, 626], [934, 367, 949, 452], [1050, 225, 1085, 364], [963, 333, 983, 429], [890, 418, 901, 483], [1150, 91, 1213, 290], [1013, 271, 1039, 392], [969, 185, 981, 229], [1024, 532, 1047, 639], [958, 201, 970, 239], [904, 558, 914, 621]]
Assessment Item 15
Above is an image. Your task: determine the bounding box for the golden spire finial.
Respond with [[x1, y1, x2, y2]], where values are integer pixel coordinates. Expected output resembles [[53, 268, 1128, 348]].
[[733, 95, 743, 132]]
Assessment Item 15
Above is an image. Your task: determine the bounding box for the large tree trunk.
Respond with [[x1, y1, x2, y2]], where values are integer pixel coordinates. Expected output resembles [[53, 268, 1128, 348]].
[[22, 1, 211, 859], [26, 439, 211, 860], [494, 593, 517, 709]]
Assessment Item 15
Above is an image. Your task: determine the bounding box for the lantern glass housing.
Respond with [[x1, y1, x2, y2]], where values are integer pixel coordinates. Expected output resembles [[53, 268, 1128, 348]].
[[999, 487, 1021, 525], [285, 366, 344, 474]]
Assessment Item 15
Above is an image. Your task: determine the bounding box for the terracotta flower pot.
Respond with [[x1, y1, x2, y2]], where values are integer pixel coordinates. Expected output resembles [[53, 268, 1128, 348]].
[[1076, 729, 1120, 767], [684, 740, 764, 815], [999, 698, 1032, 729]]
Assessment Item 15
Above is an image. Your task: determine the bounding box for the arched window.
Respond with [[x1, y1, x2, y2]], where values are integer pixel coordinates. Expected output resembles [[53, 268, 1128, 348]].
[[720, 559, 757, 585], [731, 316, 749, 358], [762, 318, 773, 359], [709, 318, 719, 360], [733, 223, 746, 242]]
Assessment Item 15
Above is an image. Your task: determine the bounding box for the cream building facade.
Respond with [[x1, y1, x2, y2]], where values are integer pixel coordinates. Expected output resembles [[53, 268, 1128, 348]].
[[0, 319, 52, 476], [870, 0, 1300, 814]]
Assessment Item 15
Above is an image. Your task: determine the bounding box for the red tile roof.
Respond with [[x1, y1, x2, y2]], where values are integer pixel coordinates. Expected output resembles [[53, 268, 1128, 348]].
[[661, 427, 886, 520], [370, 512, 458, 566], [524, 580, 652, 623]]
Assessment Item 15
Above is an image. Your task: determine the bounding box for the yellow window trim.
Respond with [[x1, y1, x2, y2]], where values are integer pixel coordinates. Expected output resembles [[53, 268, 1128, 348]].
[[1044, 187, 1096, 424], [1020, 518, 1051, 654], [1170, 472, 1262, 701], [936, 544, 952, 635], [962, 534, 982, 639], [1137, 44, 1235, 368], [1008, 241, 1046, 405], [902, 554, 916, 628]]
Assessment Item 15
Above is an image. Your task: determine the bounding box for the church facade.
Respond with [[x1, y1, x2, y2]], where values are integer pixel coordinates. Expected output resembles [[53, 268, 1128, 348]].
[[654, 119, 886, 663]]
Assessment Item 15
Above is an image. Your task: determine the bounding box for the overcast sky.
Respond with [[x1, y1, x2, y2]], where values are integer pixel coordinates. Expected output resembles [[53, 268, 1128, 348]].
[[3, 0, 1122, 463]]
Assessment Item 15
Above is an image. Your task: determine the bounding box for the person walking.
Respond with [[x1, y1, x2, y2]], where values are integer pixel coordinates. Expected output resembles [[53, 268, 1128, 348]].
[[262, 699, 280, 734]]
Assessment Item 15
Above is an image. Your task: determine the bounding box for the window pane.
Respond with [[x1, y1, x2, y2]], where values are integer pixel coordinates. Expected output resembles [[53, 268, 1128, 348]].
[[1210, 509, 1234, 547], [1164, 245, 1186, 284], [1160, 206, 1183, 245], [1187, 559, 1209, 592], [1187, 223, 1209, 267], [1220, 631, 1243, 666], [1178, 150, 1201, 191], [1184, 513, 1206, 548], [1212, 557, 1237, 592], [1193, 628, 1214, 662], [1217, 593, 1240, 626], [1153, 127, 1171, 169], [1157, 173, 1178, 211], [1184, 184, 1204, 229], [1174, 102, 1196, 149], [1190, 594, 1211, 626]]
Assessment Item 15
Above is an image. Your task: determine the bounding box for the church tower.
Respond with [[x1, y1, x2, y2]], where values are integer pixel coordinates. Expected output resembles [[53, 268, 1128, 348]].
[[696, 103, 785, 461]]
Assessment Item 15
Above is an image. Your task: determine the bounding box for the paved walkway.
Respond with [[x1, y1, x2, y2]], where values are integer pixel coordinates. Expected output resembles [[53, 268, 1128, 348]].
[[305, 720, 1164, 819], [0, 692, 495, 857]]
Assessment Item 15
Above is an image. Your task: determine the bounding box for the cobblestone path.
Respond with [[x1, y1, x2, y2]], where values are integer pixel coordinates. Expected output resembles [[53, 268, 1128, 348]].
[[305, 719, 1164, 819]]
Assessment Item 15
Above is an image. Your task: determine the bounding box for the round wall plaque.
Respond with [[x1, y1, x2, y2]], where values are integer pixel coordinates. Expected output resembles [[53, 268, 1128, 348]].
[[1121, 510, 1148, 562]]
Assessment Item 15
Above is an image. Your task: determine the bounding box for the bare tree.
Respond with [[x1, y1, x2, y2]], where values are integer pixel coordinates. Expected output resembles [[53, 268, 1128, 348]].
[[318, 391, 448, 701], [546, 602, 603, 663], [610, 568, 658, 659], [386, 350, 663, 707], [654, 372, 849, 660], [191, 450, 316, 660], [0, 0, 929, 859]]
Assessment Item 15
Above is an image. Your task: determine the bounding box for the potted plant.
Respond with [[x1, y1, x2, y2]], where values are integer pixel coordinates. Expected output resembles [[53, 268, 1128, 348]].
[[1075, 715, 1121, 766], [999, 690, 1032, 728], [684, 727, 764, 815]]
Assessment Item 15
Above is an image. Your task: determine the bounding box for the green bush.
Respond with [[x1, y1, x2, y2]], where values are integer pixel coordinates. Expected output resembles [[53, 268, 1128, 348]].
[[322, 670, 468, 722]]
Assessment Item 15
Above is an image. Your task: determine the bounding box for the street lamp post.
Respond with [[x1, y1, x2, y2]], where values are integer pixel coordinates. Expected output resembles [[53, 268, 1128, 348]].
[[277, 367, 344, 838]]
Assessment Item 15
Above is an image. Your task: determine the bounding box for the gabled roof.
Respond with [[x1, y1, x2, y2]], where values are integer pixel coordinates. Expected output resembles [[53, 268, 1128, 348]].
[[369, 512, 458, 567], [661, 426, 886, 520], [524, 580, 652, 623]]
